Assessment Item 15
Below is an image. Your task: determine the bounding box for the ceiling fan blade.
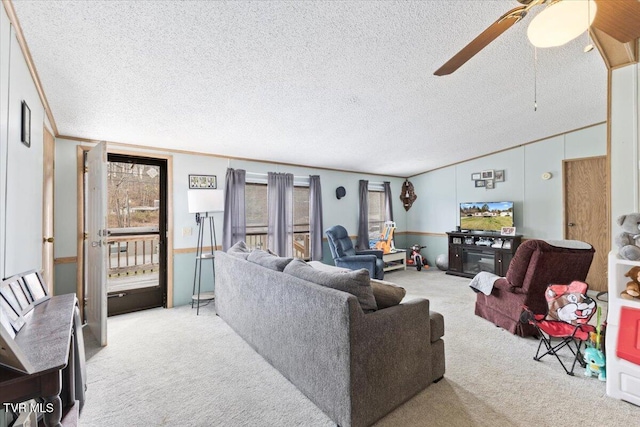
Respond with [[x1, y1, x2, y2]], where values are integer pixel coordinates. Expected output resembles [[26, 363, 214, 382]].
[[592, 0, 640, 44], [434, 6, 527, 76]]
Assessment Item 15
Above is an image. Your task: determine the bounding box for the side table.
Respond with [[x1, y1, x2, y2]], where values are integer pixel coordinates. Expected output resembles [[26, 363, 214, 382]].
[[383, 249, 407, 272]]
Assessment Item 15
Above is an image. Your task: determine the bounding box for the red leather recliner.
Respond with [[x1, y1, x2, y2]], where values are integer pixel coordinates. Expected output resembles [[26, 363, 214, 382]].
[[474, 239, 595, 337]]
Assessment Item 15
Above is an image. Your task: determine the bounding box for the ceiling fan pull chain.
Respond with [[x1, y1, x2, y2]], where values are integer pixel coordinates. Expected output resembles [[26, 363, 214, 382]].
[[533, 47, 538, 112]]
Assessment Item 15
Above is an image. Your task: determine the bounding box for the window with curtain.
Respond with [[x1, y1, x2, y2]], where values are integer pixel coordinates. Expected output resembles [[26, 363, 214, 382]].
[[368, 189, 386, 238], [245, 182, 310, 259]]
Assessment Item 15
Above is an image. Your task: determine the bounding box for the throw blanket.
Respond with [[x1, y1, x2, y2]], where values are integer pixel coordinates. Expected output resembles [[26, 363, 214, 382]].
[[469, 272, 501, 295]]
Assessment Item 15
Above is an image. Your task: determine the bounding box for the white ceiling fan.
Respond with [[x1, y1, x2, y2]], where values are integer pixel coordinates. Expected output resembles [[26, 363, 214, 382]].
[[434, 0, 640, 76]]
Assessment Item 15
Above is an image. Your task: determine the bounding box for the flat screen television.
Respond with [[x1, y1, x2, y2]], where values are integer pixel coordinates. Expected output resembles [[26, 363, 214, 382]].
[[460, 201, 514, 232]]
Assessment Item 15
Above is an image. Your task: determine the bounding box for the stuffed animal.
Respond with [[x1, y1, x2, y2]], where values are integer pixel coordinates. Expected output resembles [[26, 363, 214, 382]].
[[584, 347, 606, 381], [622, 266, 640, 300], [545, 281, 596, 323], [615, 213, 640, 261]]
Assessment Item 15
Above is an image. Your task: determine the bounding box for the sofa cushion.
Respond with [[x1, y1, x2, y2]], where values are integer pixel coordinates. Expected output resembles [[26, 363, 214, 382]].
[[370, 279, 406, 309], [247, 249, 293, 271], [227, 240, 251, 259], [284, 259, 378, 312], [309, 261, 404, 309], [429, 311, 445, 342]]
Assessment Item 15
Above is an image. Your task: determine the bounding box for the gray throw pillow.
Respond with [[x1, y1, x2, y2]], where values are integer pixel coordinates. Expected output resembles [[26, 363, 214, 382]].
[[227, 240, 251, 259], [284, 259, 377, 312], [247, 249, 293, 271], [370, 279, 406, 309]]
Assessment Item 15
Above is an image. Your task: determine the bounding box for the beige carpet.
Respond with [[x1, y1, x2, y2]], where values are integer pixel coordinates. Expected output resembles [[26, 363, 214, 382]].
[[80, 269, 639, 426]]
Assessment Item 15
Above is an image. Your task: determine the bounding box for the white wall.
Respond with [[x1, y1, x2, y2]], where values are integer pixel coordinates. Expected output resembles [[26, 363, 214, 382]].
[[0, 9, 10, 279], [228, 159, 406, 234], [0, 7, 45, 278], [53, 141, 404, 255], [406, 124, 607, 239], [610, 63, 639, 245], [52, 139, 404, 302]]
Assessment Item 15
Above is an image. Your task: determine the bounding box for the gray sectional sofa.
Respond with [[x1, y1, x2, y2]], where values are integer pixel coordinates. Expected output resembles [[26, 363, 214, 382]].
[[215, 250, 445, 427]]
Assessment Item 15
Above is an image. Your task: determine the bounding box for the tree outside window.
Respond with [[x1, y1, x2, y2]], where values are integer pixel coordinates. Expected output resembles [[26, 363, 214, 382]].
[[368, 189, 385, 240], [245, 183, 310, 259]]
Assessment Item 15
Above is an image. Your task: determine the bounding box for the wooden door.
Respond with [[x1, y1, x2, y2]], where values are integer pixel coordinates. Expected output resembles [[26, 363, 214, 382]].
[[86, 142, 108, 346], [564, 156, 609, 292], [42, 127, 55, 294]]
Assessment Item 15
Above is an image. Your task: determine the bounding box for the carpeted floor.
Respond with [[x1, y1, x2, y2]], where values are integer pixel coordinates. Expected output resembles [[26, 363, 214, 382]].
[[80, 269, 638, 426]]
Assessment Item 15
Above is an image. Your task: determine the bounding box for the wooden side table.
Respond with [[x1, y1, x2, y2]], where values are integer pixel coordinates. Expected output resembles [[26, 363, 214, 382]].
[[383, 250, 407, 272]]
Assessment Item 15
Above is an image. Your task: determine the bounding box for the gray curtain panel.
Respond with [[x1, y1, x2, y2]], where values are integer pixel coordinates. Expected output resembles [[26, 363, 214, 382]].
[[309, 175, 323, 261], [267, 172, 294, 257], [383, 181, 394, 222], [222, 168, 246, 251], [356, 180, 369, 250]]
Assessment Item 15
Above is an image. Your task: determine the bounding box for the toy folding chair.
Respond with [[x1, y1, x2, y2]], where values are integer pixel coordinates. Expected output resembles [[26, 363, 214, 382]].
[[520, 281, 597, 376]]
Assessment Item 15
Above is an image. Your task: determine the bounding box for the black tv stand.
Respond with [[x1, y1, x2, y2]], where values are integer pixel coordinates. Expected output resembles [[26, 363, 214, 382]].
[[446, 231, 522, 278]]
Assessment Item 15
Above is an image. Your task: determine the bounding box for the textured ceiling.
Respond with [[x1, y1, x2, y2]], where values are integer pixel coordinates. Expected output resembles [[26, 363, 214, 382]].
[[11, 0, 607, 176]]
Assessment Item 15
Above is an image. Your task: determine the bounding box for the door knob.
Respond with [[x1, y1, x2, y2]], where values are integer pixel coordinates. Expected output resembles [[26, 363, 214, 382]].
[[43, 237, 54, 243], [91, 241, 102, 247], [568, 223, 575, 227]]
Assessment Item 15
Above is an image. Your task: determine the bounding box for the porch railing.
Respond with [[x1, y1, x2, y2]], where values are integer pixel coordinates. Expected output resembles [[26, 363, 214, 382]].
[[246, 225, 310, 259], [107, 234, 159, 277]]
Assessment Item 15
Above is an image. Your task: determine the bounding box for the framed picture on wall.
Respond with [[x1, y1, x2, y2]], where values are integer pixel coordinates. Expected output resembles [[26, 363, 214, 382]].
[[481, 170, 494, 180], [475, 180, 486, 188], [495, 170, 505, 182], [501, 226, 517, 236], [485, 180, 495, 189], [189, 174, 217, 189], [471, 173, 481, 180]]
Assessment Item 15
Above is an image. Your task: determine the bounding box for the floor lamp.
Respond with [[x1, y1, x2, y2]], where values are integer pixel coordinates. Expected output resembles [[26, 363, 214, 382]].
[[187, 189, 224, 315]]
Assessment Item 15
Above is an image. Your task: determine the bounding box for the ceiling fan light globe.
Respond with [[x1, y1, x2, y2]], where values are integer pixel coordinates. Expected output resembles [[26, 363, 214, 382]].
[[527, 0, 597, 48]]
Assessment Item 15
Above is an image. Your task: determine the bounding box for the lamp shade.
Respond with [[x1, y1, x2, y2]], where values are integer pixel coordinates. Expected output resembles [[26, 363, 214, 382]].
[[188, 189, 224, 214], [527, 0, 597, 48]]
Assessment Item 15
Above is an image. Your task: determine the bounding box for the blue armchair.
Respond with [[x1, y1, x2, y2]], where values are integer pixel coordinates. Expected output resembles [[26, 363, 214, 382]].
[[325, 225, 385, 279]]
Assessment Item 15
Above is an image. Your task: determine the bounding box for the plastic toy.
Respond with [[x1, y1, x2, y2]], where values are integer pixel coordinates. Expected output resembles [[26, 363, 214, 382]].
[[584, 347, 606, 381], [374, 221, 396, 254], [585, 306, 606, 381], [407, 244, 428, 271]]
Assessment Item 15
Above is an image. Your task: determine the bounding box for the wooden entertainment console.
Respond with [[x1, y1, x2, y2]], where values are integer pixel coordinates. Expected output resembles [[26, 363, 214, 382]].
[[446, 231, 522, 278]]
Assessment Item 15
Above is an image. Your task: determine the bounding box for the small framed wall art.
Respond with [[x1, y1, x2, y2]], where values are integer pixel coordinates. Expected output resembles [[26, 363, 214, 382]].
[[21, 101, 31, 148], [475, 180, 486, 188], [485, 180, 495, 189], [481, 170, 494, 180], [501, 226, 516, 236], [471, 173, 481, 180], [495, 170, 505, 182], [189, 174, 217, 189]]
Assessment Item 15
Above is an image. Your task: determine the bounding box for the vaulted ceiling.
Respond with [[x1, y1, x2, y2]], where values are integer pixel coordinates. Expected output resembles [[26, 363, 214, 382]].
[[11, 0, 609, 176]]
